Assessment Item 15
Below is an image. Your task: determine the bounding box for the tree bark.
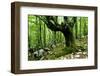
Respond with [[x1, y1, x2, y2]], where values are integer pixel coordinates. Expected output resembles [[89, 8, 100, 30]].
[[80, 17, 82, 38], [43, 23, 46, 47], [75, 18, 78, 39], [62, 27, 74, 47]]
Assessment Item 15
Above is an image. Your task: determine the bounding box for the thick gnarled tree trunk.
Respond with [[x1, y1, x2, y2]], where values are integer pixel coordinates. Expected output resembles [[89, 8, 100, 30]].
[[62, 27, 74, 47], [38, 16, 76, 47]]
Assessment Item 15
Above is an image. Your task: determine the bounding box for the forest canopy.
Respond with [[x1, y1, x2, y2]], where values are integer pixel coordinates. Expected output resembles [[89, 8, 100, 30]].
[[28, 15, 88, 60]]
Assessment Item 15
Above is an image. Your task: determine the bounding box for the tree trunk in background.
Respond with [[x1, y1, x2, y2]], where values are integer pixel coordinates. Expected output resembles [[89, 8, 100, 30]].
[[80, 17, 82, 38], [43, 23, 46, 47], [39, 18, 42, 48], [75, 18, 78, 39], [84, 18, 86, 36], [36, 16, 39, 48]]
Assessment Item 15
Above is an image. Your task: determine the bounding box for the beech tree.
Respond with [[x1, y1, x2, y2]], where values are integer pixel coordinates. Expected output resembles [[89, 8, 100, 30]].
[[38, 16, 77, 47]]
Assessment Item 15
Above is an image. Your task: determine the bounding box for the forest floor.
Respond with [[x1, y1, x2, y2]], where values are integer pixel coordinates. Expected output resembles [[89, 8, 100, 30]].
[[41, 37, 88, 60]]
